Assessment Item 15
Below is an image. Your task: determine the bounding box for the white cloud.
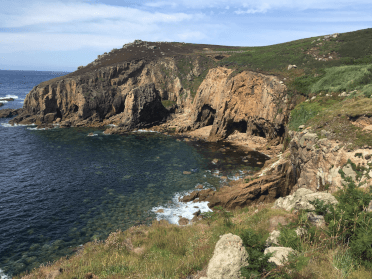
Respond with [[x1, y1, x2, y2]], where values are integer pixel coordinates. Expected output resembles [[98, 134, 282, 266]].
[[144, 0, 372, 12], [0, 1, 195, 28]]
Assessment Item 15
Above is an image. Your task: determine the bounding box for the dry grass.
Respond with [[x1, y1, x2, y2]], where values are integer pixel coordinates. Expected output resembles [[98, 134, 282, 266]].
[[16, 201, 372, 279]]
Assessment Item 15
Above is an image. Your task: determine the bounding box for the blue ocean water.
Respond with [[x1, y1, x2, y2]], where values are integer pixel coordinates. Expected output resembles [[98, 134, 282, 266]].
[[0, 70, 268, 277]]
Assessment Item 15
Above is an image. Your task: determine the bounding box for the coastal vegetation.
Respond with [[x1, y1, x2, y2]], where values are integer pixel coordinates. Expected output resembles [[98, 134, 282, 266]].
[[17, 176, 372, 279]]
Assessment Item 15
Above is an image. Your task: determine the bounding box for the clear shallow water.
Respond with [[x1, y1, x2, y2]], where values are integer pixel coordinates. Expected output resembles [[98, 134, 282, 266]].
[[0, 70, 268, 277]]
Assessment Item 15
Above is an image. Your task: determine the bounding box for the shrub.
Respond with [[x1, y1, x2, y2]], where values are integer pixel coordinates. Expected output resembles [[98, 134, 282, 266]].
[[239, 228, 276, 278], [310, 177, 372, 269]]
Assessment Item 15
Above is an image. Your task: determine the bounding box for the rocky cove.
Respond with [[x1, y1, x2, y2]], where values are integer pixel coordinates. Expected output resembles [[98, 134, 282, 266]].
[[2, 38, 372, 278]]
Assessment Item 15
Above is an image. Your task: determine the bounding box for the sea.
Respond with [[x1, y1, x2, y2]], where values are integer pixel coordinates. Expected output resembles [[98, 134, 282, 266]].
[[0, 70, 268, 278]]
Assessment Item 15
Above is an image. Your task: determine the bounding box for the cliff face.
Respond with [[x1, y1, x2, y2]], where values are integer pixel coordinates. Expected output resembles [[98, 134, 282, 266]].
[[182, 67, 288, 142], [8, 50, 290, 144], [10, 58, 194, 128]]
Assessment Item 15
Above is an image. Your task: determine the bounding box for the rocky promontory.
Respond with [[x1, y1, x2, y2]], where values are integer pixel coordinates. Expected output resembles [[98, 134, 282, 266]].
[[4, 40, 289, 144]]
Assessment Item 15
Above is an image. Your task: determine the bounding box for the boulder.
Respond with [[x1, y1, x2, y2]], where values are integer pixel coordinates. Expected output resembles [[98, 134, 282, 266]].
[[200, 233, 248, 279], [287, 65, 297, 70], [264, 247, 295, 266], [274, 188, 338, 211]]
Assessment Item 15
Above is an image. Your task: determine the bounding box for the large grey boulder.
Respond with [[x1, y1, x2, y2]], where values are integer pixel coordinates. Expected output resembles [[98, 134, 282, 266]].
[[200, 233, 249, 279], [274, 188, 338, 211], [264, 247, 295, 266]]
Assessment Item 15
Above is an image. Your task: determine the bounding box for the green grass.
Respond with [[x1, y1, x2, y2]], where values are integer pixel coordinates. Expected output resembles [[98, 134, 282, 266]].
[[288, 95, 372, 148], [310, 64, 372, 95]]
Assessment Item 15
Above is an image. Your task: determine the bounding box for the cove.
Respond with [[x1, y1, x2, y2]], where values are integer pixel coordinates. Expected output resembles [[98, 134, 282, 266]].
[[0, 123, 268, 276]]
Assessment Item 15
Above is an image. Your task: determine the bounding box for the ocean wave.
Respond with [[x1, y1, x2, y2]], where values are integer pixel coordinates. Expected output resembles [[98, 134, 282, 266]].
[[0, 100, 7, 103], [151, 189, 212, 225], [0, 268, 10, 279], [1, 123, 36, 127], [0, 94, 19, 99], [134, 129, 159, 133]]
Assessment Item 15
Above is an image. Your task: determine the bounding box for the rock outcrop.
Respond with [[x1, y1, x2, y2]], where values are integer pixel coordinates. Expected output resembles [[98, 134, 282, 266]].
[[273, 188, 338, 212], [181, 159, 296, 210], [181, 67, 288, 142], [0, 108, 23, 118], [289, 130, 372, 193], [200, 233, 248, 279]]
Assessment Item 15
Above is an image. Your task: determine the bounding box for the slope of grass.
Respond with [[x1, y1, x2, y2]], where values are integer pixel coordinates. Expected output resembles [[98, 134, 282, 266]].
[[310, 64, 372, 96], [288, 95, 372, 148]]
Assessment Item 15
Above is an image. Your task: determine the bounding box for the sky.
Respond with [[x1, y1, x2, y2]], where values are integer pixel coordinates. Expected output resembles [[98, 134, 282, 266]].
[[0, 0, 371, 72]]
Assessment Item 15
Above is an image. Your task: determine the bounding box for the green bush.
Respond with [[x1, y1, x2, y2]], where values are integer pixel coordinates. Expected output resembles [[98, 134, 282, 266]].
[[310, 177, 372, 269], [239, 228, 276, 278]]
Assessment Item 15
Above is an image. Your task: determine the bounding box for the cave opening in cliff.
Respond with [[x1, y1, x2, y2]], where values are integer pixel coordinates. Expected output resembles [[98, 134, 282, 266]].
[[276, 125, 286, 138], [197, 105, 216, 126], [56, 109, 62, 119], [73, 105, 79, 113], [253, 124, 266, 138], [226, 120, 248, 137]]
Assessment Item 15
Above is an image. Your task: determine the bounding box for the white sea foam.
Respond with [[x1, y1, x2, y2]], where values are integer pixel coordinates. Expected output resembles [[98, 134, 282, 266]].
[[107, 124, 117, 127], [27, 127, 47, 131], [1, 123, 35, 127], [0, 94, 19, 100], [135, 129, 159, 133], [0, 268, 10, 279], [0, 100, 7, 103], [87, 133, 98, 137], [151, 188, 213, 225]]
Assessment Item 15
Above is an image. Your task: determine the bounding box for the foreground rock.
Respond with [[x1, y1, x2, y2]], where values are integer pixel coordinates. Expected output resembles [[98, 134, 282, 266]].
[[200, 233, 248, 279], [273, 188, 338, 211]]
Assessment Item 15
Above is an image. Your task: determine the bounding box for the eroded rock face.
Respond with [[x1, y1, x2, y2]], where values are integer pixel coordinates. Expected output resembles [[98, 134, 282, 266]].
[[183, 67, 289, 142], [200, 233, 248, 279], [290, 130, 372, 193], [9, 58, 192, 128]]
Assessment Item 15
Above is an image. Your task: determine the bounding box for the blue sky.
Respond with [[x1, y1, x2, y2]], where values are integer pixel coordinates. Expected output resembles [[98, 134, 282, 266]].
[[0, 0, 371, 71]]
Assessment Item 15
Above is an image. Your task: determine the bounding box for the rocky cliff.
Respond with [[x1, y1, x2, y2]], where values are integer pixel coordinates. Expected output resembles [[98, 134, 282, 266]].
[[181, 67, 288, 142], [7, 40, 290, 144]]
